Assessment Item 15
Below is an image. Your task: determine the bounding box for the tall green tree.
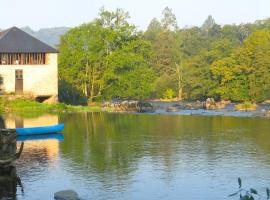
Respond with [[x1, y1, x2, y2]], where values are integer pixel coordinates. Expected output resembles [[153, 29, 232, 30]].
[[145, 7, 184, 99], [59, 8, 155, 103], [211, 31, 270, 101]]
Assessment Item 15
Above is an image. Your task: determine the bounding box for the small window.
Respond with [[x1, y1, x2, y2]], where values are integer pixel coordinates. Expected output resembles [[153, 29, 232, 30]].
[[15, 70, 23, 79], [0, 75, 3, 85]]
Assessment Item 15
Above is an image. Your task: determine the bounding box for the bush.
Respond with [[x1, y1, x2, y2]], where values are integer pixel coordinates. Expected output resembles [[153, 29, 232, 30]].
[[162, 88, 175, 100], [235, 102, 257, 111]]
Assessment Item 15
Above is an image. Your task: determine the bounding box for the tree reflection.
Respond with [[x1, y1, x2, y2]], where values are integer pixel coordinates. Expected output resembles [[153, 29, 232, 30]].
[[60, 113, 270, 185]]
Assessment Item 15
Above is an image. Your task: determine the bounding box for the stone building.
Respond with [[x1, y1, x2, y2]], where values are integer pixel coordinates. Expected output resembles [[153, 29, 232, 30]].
[[0, 27, 58, 102]]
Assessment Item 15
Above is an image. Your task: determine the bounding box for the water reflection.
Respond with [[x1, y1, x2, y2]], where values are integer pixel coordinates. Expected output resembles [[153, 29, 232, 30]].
[[59, 113, 270, 199], [0, 114, 63, 200], [2, 113, 270, 200], [17, 133, 64, 142], [4, 114, 59, 128], [0, 115, 23, 200], [0, 166, 23, 200]]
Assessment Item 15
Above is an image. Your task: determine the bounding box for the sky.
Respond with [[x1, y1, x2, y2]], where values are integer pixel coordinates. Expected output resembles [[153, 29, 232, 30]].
[[1, 0, 270, 30]]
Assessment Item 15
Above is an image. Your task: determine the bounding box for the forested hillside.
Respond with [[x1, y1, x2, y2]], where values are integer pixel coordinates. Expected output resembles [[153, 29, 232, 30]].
[[21, 27, 70, 47], [58, 7, 270, 104]]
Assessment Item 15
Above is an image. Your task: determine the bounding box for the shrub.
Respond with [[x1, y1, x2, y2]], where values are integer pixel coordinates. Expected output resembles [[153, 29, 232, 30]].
[[235, 102, 257, 111], [162, 88, 175, 100]]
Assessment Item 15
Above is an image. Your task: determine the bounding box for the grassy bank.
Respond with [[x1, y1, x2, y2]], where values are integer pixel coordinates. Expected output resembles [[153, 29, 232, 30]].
[[0, 97, 107, 114]]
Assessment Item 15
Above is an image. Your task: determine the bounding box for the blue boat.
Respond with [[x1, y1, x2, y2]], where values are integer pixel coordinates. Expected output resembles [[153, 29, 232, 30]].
[[16, 124, 64, 136]]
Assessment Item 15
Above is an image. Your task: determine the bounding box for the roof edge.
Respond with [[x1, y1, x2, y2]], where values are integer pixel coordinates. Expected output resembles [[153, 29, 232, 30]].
[[0, 26, 59, 53]]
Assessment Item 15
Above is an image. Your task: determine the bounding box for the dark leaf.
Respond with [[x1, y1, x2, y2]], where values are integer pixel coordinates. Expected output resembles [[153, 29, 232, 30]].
[[240, 195, 254, 200], [250, 188, 258, 195], [238, 177, 242, 188], [267, 188, 270, 199]]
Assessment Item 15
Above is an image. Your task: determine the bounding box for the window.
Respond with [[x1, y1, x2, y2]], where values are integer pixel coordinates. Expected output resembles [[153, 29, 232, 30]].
[[0, 53, 46, 65], [0, 75, 3, 85], [0, 75, 3, 93], [15, 70, 23, 80]]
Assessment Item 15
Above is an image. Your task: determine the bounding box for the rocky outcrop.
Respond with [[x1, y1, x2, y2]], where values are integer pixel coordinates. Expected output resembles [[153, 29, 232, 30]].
[[103, 101, 154, 113], [263, 110, 270, 117], [54, 190, 81, 200]]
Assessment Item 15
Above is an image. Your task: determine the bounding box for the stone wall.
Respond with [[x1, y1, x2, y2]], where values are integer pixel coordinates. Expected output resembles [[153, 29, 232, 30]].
[[0, 53, 58, 97]]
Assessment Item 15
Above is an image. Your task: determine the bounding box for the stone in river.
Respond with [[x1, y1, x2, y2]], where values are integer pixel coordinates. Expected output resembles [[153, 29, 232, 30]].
[[54, 190, 81, 200]]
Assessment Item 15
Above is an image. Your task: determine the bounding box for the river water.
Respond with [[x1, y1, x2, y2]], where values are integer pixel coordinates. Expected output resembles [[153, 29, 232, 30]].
[[2, 112, 270, 200]]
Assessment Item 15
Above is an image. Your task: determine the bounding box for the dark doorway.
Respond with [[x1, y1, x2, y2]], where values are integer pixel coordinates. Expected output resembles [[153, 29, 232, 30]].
[[15, 70, 23, 94]]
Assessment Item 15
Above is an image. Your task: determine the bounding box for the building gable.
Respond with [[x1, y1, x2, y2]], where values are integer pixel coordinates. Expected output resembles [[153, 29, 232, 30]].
[[0, 27, 58, 53]]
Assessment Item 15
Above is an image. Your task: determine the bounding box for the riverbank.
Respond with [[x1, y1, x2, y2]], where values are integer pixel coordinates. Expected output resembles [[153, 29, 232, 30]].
[[0, 97, 108, 114], [1, 96, 270, 118]]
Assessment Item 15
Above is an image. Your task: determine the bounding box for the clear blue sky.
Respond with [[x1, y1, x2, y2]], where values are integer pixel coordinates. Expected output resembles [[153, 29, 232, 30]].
[[1, 0, 269, 30]]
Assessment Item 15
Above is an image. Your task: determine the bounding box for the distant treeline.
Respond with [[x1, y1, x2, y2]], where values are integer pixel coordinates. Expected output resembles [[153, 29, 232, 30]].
[[58, 7, 270, 104]]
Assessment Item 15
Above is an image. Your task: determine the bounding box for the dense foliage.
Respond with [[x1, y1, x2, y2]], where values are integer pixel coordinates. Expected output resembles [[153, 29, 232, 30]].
[[59, 7, 270, 104], [59, 8, 154, 103]]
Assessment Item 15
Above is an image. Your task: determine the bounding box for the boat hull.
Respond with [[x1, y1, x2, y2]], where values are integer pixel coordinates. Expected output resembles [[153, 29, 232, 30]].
[[16, 124, 64, 136]]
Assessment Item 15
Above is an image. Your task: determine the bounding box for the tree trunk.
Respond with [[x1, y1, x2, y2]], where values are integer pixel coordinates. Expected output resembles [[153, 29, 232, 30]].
[[89, 65, 95, 102], [175, 63, 183, 101], [178, 86, 183, 101]]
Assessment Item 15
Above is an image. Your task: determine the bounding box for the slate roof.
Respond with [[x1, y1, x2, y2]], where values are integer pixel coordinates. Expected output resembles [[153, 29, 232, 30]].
[[0, 27, 58, 53]]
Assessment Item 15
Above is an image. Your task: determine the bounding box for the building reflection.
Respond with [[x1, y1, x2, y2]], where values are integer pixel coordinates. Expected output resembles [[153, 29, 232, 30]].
[[5, 114, 59, 128], [4, 114, 60, 160], [3, 114, 61, 183]]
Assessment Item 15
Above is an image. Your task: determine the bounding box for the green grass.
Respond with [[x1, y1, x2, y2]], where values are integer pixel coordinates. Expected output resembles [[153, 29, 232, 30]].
[[0, 97, 108, 114]]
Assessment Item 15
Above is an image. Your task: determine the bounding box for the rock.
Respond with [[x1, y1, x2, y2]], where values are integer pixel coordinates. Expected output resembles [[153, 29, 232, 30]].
[[137, 101, 154, 113], [215, 101, 226, 109], [54, 190, 80, 200], [263, 100, 270, 104], [264, 110, 270, 117], [103, 100, 154, 113], [166, 106, 180, 112], [205, 98, 216, 110], [204, 98, 228, 110]]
